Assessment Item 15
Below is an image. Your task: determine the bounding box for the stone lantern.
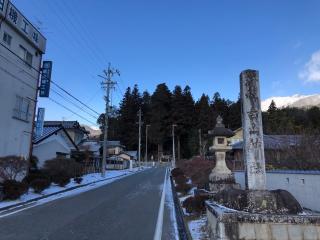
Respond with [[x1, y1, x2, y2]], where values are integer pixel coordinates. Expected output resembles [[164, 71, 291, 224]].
[[208, 116, 239, 192]]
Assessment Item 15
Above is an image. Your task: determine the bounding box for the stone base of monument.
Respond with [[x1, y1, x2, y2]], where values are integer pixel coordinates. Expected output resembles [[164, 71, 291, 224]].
[[212, 188, 303, 214], [209, 173, 241, 193], [206, 189, 320, 240], [209, 181, 241, 193]]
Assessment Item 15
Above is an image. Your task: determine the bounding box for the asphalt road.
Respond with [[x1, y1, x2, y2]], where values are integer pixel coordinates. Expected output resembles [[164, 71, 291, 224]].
[[0, 166, 177, 240]]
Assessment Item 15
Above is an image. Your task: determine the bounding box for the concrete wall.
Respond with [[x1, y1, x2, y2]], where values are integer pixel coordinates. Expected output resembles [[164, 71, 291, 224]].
[[235, 170, 320, 212], [0, 4, 45, 158]]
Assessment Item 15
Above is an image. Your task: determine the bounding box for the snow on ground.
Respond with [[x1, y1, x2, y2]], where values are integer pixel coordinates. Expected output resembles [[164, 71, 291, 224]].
[[0, 167, 146, 211], [188, 216, 209, 240], [165, 172, 179, 240]]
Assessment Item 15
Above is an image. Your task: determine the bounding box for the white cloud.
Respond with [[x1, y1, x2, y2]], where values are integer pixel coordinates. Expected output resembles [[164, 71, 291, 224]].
[[299, 50, 320, 83]]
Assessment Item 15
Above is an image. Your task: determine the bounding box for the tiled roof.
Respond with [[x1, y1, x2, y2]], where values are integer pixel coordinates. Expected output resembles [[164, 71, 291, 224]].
[[33, 126, 62, 143], [44, 121, 89, 134], [232, 135, 301, 150]]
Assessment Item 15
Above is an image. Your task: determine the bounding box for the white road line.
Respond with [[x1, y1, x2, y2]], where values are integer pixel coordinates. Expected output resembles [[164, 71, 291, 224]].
[[153, 168, 168, 240]]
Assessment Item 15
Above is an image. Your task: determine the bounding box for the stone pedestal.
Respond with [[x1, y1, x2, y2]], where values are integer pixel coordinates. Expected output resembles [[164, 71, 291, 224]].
[[209, 151, 240, 192], [206, 201, 320, 240]]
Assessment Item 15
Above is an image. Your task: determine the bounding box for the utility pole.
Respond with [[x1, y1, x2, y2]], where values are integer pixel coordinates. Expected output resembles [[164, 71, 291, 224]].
[[99, 63, 119, 177], [145, 124, 150, 162], [137, 108, 143, 168], [199, 129, 202, 157], [172, 124, 177, 168]]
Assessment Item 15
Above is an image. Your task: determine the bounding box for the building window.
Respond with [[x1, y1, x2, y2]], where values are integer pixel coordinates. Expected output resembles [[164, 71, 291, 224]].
[[19, 45, 33, 67], [3, 32, 12, 46], [13, 96, 31, 122], [0, 0, 4, 11], [21, 19, 29, 34], [218, 138, 225, 144]]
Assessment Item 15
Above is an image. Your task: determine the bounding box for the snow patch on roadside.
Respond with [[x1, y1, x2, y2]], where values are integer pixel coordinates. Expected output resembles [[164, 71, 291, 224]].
[[188, 216, 209, 240], [0, 168, 144, 211], [165, 174, 179, 240]]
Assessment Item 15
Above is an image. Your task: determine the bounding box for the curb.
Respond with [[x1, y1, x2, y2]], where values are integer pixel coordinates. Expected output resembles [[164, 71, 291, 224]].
[[170, 176, 192, 240], [0, 169, 143, 213]]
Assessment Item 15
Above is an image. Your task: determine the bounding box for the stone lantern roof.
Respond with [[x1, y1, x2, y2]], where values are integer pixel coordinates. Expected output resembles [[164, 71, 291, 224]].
[[209, 116, 235, 137]]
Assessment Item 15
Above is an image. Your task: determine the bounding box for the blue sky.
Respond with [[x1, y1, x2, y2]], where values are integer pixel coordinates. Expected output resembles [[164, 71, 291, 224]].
[[12, 0, 320, 126]]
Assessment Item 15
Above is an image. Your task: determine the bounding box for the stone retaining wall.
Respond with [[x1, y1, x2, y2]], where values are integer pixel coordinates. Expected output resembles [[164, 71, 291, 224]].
[[206, 201, 320, 240]]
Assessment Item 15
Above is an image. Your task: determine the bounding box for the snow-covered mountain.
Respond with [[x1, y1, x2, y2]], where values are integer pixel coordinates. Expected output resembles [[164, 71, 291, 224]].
[[261, 94, 320, 111], [82, 125, 101, 137]]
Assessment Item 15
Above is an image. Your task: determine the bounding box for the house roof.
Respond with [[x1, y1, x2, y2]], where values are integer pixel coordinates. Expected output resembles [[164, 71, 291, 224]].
[[98, 140, 125, 148], [125, 151, 138, 158], [232, 135, 301, 150], [44, 121, 89, 134], [33, 126, 61, 143], [33, 126, 78, 150]]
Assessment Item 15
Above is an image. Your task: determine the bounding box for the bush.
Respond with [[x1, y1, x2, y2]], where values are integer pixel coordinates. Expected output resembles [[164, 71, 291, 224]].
[[44, 158, 83, 187], [175, 182, 192, 195], [28, 156, 39, 171], [182, 195, 209, 214], [174, 174, 188, 185], [178, 157, 215, 189], [171, 168, 184, 178], [30, 179, 51, 193], [23, 170, 50, 184], [2, 180, 28, 200], [74, 177, 83, 184], [51, 172, 71, 187], [0, 156, 28, 181]]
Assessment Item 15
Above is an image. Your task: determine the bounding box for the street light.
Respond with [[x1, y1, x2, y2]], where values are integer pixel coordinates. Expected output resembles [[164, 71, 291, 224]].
[[145, 124, 151, 162]]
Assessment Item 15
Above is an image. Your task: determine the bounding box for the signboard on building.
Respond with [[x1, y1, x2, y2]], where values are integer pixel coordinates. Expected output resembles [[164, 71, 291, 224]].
[[0, 0, 8, 17], [35, 108, 45, 138], [39, 61, 52, 97], [3, 2, 46, 53]]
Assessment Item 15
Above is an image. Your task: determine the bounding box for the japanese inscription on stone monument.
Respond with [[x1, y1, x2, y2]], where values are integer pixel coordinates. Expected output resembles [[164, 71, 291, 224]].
[[240, 70, 267, 190]]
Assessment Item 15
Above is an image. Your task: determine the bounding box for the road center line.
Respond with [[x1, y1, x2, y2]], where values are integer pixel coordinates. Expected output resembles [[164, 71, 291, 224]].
[[153, 168, 168, 240]]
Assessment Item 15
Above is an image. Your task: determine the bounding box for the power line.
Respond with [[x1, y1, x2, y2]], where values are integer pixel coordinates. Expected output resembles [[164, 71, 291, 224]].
[[49, 97, 98, 126], [51, 88, 99, 120], [45, 0, 104, 69], [1, 40, 101, 120], [51, 81, 100, 116]]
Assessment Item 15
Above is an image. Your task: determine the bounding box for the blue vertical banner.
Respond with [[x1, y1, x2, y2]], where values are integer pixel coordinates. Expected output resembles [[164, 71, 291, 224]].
[[39, 61, 52, 97], [35, 107, 45, 138]]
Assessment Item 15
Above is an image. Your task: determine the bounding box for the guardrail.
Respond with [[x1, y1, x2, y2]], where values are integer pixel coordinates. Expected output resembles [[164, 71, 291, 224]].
[[170, 176, 192, 240]]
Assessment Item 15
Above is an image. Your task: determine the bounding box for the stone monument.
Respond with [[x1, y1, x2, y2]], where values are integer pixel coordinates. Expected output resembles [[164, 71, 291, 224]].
[[240, 70, 267, 190], [208, 116, 240, 192], [205, 70, 320, 240]]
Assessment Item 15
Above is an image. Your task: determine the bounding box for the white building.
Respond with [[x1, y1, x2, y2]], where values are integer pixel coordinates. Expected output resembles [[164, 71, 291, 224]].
[[33, 126, 78, 168], [0, 1, 46, 158]]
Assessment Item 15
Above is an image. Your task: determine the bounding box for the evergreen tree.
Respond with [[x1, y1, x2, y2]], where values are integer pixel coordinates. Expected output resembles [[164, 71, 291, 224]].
[[170, 85, 196, 159], [211, 92, 230, 126], [118, 86, 142, 150], [149, 83, 172, 159], [227, 97, 241, 130]]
